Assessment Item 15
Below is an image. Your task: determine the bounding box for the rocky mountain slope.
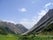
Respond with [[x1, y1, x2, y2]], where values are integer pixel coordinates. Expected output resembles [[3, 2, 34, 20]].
[[0, 21, 28, 34]]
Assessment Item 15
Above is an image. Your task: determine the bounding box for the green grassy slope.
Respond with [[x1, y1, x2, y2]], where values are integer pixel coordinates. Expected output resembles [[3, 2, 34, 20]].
[[0, 34, 18, 40], [0, 34, 53, 40]]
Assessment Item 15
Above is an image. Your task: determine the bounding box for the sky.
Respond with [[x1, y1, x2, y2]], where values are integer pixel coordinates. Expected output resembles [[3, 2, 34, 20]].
[[0, 0, 53, 29]]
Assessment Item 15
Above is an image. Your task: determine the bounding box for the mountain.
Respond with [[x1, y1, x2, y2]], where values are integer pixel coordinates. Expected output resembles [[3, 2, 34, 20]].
[[0, 21, 28, 35], [15, 24, 28, 34], [21, 9, 53, 35]]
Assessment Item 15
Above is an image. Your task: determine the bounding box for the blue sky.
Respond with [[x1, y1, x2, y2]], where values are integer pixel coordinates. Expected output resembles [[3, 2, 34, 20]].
[[0, 0, 53, 29]]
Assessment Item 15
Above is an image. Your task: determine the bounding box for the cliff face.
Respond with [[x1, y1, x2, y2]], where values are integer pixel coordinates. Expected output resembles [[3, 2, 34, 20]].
[[21, 9, 53, 35], [0, 21, 28, 34]]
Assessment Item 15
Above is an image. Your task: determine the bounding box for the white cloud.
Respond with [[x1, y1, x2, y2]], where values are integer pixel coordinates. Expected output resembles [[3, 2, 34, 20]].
[[18, 9, 47, 29], [37, 2, 53, 21], [33, 9, 48, 25], [45, 3, 52, 7], [2, 9, 48, 29], [18, 19, 34, 29], [2, 3, 51, 29], [18, 8, 27, 12], [2, 20, 17, 24], [45, 2, 53, 8], [3, 8, 48, 29], [18, 7, 48, 29], [38, 9, 48, 18]]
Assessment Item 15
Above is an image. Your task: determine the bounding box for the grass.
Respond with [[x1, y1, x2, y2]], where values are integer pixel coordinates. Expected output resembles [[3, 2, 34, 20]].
[[21, 34, 53, 40], [34, 35, 53, 40], [0, 34, 53, 40], [0, 34, 18, 40]]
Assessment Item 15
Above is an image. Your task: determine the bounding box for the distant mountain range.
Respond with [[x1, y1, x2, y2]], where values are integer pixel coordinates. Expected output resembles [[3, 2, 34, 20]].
[[0, 21, 28, 34]]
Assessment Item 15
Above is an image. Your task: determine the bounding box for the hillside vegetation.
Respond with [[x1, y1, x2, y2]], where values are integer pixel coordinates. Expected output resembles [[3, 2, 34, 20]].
[[0, 34, 53, 40], [0, 21, 53, 40]]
